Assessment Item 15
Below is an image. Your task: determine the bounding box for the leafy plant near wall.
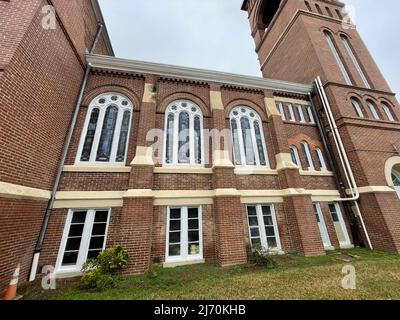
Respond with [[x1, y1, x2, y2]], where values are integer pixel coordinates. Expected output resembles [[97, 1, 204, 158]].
[[81, 245, 129, 291], [248, 245, 278, 269]]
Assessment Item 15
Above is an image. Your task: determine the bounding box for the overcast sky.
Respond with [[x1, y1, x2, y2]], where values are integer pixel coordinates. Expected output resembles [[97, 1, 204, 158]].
[[98, 0, 400, 95]]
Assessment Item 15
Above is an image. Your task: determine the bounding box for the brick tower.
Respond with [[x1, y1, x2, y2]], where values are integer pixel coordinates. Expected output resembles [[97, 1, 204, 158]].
[[242, 0, 400, 252]]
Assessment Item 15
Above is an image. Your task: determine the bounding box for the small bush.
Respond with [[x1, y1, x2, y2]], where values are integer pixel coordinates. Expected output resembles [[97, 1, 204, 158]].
[[81, 245, 128, 291], [146, 264, 162, 279], [248, 245, 278, 269]]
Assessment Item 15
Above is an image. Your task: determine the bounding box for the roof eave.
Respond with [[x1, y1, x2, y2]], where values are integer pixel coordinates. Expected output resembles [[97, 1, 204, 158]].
[[90, 0, 115, 56]]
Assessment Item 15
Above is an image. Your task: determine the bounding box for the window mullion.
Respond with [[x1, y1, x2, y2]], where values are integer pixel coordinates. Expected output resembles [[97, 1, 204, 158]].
[[76, 210, 94, 270], [189, 114, 195, 165], [173, 112, 179, 165], [257, 205, 268, 250], [91, 108, 106, 163]]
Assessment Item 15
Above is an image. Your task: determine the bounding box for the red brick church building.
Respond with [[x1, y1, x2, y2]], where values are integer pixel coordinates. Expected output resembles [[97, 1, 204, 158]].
[[1, 0, 400, 291]]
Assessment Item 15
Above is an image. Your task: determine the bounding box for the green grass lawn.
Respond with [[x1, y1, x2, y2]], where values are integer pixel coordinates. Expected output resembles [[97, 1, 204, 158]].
[[20, 248, 400, 300]]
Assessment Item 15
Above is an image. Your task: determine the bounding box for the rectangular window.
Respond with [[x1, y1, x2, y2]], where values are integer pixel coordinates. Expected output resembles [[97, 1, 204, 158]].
[[246, 204, 281, 252], [166, 206, 203, 262], [287, 104, 296, 122], [306, 106, 315, 124], [313, 203, 331, 249], [276, 102, 286, 121], [57, 209, 111, 273], [328, 203, 351, 247], [296, 105, 306, 123]]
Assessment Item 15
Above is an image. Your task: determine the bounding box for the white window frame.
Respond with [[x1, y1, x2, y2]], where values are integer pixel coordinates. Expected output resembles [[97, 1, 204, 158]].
[[313, 203, 332, 249], [55, 208, 111, 274], [230, 106, 270, 168], [341, 36, 371, 89], [392, 169, 400, 198], [351, 99, 365, 118], [287, 104, 296, 122], [315, 148, 327, 171], [290, 145, 301, 167], [165, 206, 203, 263], [381, 103, 395, 122], [301, 141, 315, 170], [366, 101, 380, 120], [246, 204, 282, 252], [328, 203, 352, 248], [306, 106, 315, 124], [75, 93, 133, 165], [276, 102, 286, 121], [324, 31, 353, 86], [296, 105, 306, 123], [163, 100, 204, 167]]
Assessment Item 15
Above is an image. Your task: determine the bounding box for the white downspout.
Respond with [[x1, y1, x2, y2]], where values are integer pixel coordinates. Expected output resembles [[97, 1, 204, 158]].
[[314, 77, 373, 250]]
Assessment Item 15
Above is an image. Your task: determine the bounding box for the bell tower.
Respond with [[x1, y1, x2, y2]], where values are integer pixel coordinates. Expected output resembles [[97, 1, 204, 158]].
[[242, 0, 400, 253]]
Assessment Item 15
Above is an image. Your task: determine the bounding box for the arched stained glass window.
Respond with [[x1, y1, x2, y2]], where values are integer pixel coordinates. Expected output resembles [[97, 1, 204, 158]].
[[163, 100, 203, 166], [77, 93, 133, 164], [230, 107, 269, 167]]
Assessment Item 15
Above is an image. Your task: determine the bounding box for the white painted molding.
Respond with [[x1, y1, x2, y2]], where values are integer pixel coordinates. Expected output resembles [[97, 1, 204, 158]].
[[63, 165, 131, 173], [0, 181, 51, 201], [86, 54, 313, 95], [154, 167, 213, 174], [299, 170, 334, 177], [346, 186, 396, 195]]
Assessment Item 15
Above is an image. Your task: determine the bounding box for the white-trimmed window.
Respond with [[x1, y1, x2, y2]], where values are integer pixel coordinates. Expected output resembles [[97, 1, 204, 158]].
[[246, 204, 281, 252], [296, 105, 306, 123], [166, 206, 203, 263], [366, 100, 380, 120], [341, 35, 371, 89], [313, 203, 331, 249], [290, 145, 301, 167], [392, 169, 400, 198], [324, 31, 353, 86], [287, 104, 296, 122], [381, 102, 395, 122], [276, 102, 286, 121], [315, 148, 327, 171], [56, 209, 111, 273], [306, 106, 315, 124], [230, 107, 269, 167], [301, 141, 315, 170], [164, 100, 204, 166], [328, 203, 351, 248], [351, 98, 365, 118], [77, 93, 133, 164]]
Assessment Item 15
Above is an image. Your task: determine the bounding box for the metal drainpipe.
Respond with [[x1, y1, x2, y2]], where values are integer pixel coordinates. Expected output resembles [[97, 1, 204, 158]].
[[308, 92, 362, 247], [314, 77, 373, 250], [29, 24, 104, 282]]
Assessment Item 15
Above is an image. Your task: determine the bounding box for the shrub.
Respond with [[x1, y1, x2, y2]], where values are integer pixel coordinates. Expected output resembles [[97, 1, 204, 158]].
[[81, 245, 128, 291], [248, 245, 278, 269]]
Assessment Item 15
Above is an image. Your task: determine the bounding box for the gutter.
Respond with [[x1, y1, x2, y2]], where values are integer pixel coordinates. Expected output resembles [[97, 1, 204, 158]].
[[29, 24, 104, 282]]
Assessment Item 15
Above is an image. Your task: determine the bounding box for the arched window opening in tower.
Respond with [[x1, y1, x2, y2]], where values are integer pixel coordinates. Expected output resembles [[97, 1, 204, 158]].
[[301, 141, 315, 170], [259, 0, 282, 30], [381, 102, 396, 122], [351, 98, 365, 118], [77, 93, 133, 164], [164, 100, 204, 166], [230, 107, 269, 167], [366, 100, 381, 120]]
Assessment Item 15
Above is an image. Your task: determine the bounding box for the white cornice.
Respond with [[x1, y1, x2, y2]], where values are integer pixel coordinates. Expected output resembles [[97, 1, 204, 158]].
[[86, 54, 313, 95]]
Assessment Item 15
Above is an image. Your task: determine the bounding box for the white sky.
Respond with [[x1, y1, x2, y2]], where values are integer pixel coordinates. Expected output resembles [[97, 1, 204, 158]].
[[98, 0, 400, 95]]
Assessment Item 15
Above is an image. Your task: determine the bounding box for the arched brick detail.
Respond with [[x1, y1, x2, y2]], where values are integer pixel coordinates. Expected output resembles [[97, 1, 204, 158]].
[[157, 92, 211, 117], [82, 85, 141, 110], [224, 98, 268, 122]]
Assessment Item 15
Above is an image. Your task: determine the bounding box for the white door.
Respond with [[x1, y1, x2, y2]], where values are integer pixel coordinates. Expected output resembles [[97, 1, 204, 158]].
[[313, 203, 331, 249], [328, 203, 351, 248]]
